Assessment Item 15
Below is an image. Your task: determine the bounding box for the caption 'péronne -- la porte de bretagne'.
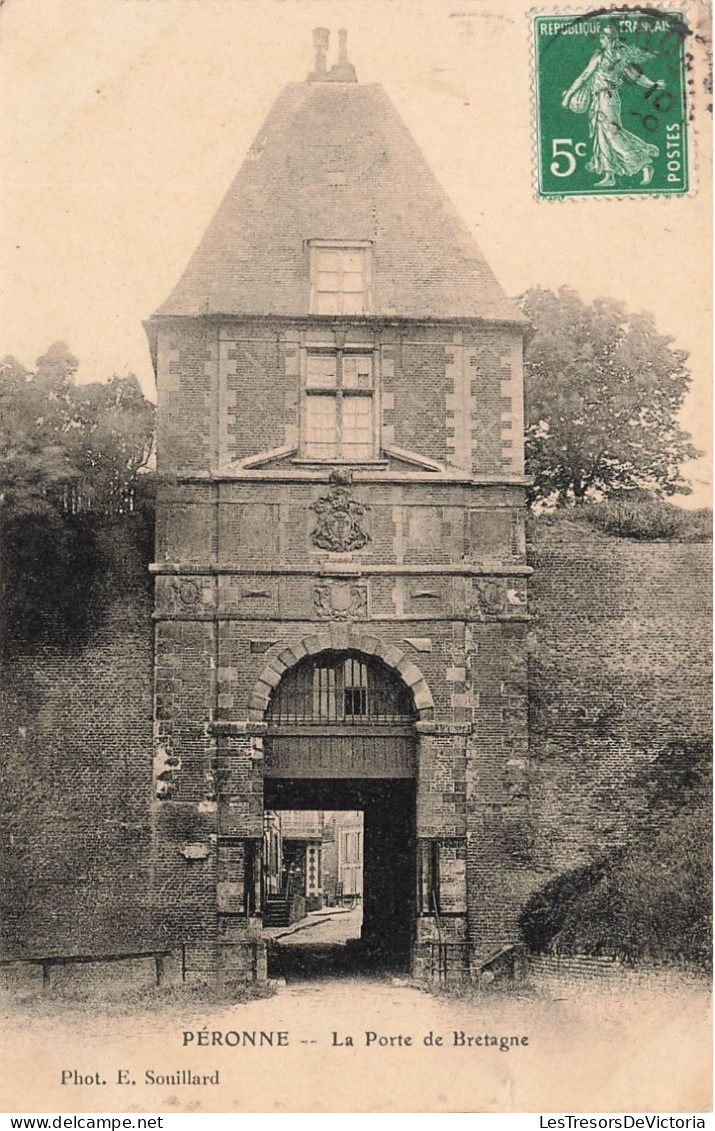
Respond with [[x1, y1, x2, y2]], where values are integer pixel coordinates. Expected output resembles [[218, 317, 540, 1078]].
[[144, 30, 531, 982]]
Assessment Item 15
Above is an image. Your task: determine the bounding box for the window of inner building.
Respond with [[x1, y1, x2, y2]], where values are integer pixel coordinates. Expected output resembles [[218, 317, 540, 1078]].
[[304, 348, 375, 460], [309, 242, 372, 315]]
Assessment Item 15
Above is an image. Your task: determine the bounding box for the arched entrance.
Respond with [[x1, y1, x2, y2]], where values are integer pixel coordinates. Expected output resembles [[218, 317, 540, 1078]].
[[259, 646, 427, 974]]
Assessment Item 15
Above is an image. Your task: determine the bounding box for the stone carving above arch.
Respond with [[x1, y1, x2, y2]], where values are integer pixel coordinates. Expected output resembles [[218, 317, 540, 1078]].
[[310, 484, 370, 553], [313, 581, 367, 621], [247, 629, 435, 722]]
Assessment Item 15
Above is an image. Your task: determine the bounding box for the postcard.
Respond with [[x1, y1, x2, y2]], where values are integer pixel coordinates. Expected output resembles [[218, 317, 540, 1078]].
[[0, 0, 711, 1115]]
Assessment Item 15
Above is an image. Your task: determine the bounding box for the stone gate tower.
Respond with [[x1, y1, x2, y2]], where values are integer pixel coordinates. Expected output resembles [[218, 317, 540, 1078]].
[[145, 30, 531, 981]]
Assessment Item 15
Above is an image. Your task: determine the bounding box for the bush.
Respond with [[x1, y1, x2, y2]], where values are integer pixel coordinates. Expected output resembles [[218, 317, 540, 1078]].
[[518, 861, 608, 955], [518, 801, 712, 965], [577, 497, 712, 541]]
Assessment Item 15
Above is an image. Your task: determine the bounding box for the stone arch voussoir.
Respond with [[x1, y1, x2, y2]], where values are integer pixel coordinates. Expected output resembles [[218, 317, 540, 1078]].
[[251, 631, 435, 721]]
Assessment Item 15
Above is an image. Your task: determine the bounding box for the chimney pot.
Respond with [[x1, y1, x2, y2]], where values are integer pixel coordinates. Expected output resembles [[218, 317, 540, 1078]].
[[313, 27, 330, 73]]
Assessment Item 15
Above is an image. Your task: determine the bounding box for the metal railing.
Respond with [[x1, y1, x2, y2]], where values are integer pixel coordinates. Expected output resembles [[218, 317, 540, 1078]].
[[426, 942, 470, 984]]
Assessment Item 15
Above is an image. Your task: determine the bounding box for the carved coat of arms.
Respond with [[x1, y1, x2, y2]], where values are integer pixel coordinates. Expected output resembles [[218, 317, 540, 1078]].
[[175, 580, 201, 607], [310, 487, 370, 553], [473, 578, 507, 616], [314, 582, 368, 621]]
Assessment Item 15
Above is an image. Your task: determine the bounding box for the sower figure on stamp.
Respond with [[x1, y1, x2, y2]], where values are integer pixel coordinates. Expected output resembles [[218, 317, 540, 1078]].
[[561, 26, 665, 187]]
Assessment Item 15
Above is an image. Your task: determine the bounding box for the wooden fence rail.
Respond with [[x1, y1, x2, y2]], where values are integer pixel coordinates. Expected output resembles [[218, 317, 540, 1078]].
[[0, 947, 180, 989]]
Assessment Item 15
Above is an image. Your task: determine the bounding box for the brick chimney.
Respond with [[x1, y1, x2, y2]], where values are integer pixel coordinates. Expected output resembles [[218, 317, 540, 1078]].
[[307, 27, 357, 83], [312, 27, 329, 75]]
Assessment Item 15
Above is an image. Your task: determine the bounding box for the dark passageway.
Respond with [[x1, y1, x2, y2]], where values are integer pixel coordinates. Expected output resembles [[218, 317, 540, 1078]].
[[264, 779, 415, 979]]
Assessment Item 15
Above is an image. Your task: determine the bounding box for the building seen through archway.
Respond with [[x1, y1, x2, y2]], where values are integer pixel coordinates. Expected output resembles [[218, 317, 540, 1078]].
[[262, 650, 416, 971], [263, 807, 364, 917]]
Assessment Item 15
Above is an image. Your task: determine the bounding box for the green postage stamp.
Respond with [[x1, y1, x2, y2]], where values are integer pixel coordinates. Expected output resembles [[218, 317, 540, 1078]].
[[533, 9, 689, 198]]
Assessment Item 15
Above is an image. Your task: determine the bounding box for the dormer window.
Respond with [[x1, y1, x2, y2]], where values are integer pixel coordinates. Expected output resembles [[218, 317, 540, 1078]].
[[308, 240, 372, 315]]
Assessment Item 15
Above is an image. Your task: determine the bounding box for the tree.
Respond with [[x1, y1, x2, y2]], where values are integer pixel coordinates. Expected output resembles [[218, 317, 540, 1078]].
[[0, 343, 156, 646], [521, 287, 700, 506], [1, 342, 155, 519]]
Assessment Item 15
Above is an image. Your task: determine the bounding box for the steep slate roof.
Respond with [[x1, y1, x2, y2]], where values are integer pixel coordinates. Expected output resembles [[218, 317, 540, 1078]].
[[154, 80, 522, 323]]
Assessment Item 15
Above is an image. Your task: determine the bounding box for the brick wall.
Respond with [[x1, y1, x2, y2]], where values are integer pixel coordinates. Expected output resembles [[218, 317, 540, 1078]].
[[2, 511, 710, 967], [525, 953, 705, 995], [0, 517, 155, 958], [527, 516, 712, 876], [458, 521, 712, 960], [157, 324, 216, 473], [155, 319, 523, 478], [158, 482, 526, 576]]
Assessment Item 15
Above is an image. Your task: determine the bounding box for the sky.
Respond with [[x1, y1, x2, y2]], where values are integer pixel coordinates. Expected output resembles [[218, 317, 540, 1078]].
[[1, 0, 711, 504]]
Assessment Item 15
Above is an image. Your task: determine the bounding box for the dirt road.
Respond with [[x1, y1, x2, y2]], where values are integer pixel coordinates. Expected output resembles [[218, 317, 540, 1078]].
[[1, 969, 710, 1112], [265, 905, 362, 947]]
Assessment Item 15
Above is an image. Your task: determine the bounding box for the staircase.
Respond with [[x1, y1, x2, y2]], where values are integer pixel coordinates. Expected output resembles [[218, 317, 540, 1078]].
[[263, 894, 292, 927], [263, 893, 307, 928]]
